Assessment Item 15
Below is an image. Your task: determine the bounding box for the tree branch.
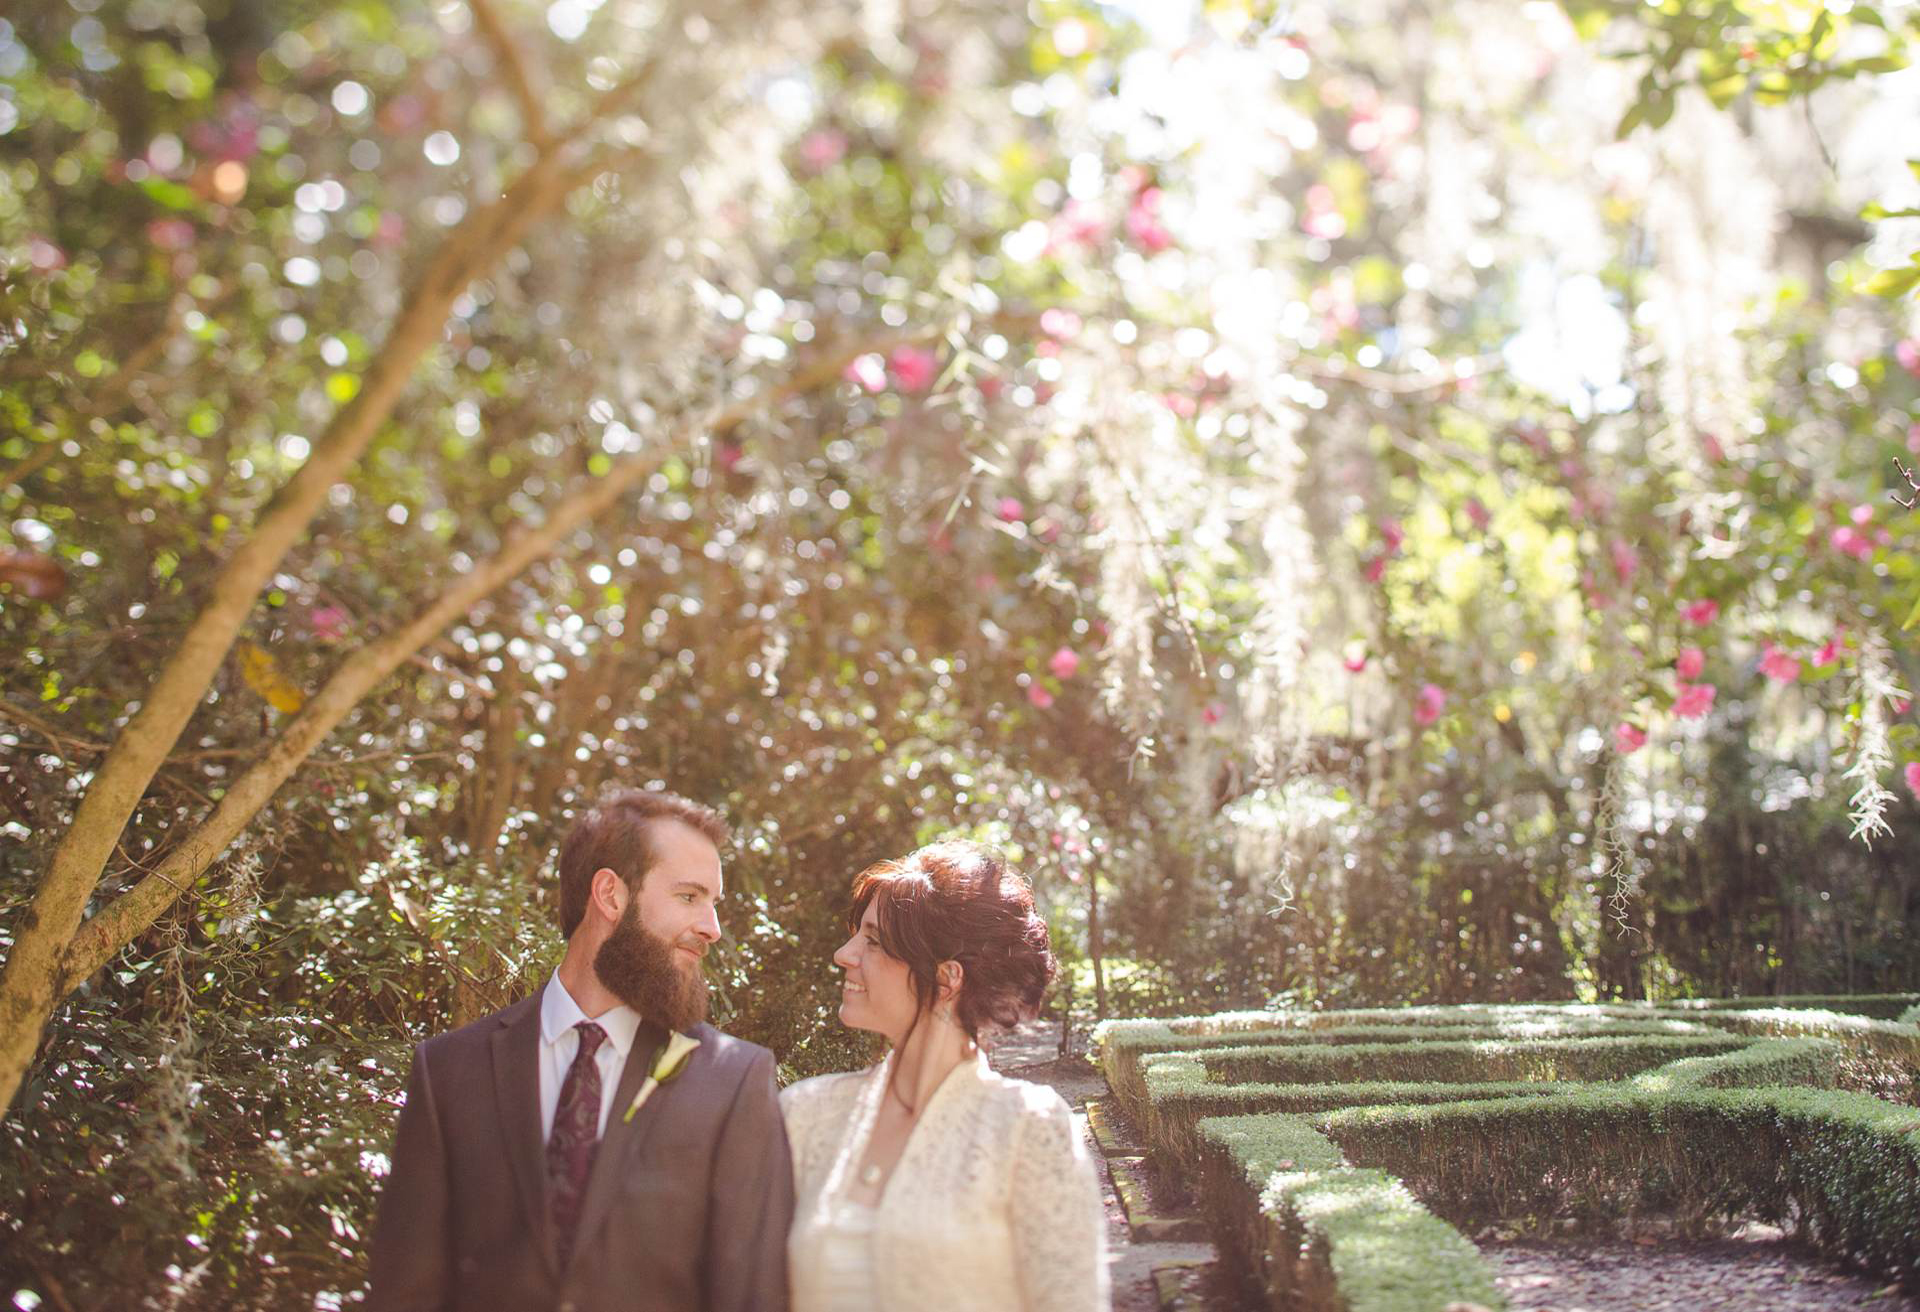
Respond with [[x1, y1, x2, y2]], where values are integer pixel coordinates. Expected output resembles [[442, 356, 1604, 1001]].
[[467, 0, 550, 148]]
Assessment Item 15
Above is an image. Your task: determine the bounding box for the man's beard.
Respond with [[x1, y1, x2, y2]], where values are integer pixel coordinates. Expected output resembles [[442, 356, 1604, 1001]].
[[592, 902, 710, 1033]]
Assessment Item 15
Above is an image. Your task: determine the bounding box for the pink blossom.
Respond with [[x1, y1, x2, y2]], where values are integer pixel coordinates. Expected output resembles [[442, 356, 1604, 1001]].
[[1614, 722, 1648, 754], [146, 218, 195, 252], [1038, 308, 1082, 340], [310, 606, 349, 640], [26, 236, 66, 273], [1897, 339, 1920, 381], [1681, 599, 1720, 627], [1364, 555, 1387, 584], [1379, 518, 1405, 553], [1896, 699, 1912, 716], [1048, 646, 1080, 679], [1464, 498, 1491, 531], [995, 496, 1025, 523], [1025, 682, 1054, 709], [1606, 539, 1637, 582], [715, 441, 744, 472], [1758, 644, 1802, 684], [1049, 199, 1109, 250], [1413, 683, 1446, 726], [1672, 682, 1717, 720], [1908, 423, 1920, 455], [843, 353, 887, 393], [372, 211, 406, 250], [1343, 653, 1368, 673], [1033, 517, 1060, 544], [798, 128, 847, 172], [1906, 762, 1920, 801], [1850, 504, 1875, 527], [1700, 432, 1727, 463], [1125, 188, 1173, 253], [888, 345, 938, 393], [1676, 646, 1705, 681], [1201, 702, 1224, 725], [1829, 525, 1874, 561], [1814, 630, 1845, 666]]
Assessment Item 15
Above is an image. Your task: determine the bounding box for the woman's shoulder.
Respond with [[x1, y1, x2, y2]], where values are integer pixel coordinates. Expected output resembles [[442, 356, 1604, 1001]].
[[977, 1064, 1075, 1124], [778, 1065, 870, 1119]]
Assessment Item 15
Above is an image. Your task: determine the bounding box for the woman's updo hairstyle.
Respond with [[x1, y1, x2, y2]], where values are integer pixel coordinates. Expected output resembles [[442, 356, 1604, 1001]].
[[847, 839, 1056, 1041]]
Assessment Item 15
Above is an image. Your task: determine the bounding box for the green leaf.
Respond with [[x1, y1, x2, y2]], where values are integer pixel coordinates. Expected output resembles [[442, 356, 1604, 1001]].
[[1862, 263, 1920, 299], [1904, 593, 1920, 631]]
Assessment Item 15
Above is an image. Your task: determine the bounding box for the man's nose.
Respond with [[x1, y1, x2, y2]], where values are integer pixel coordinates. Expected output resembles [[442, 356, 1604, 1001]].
[[695, 903, 723, 943]]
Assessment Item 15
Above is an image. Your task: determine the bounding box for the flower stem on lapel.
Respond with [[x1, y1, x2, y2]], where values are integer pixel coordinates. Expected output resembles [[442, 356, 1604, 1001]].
[[623, 1031, 701, 1123]]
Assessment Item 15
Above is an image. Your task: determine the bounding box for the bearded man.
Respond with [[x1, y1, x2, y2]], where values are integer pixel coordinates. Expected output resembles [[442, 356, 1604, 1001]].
[[366, 788, 793, 1312]]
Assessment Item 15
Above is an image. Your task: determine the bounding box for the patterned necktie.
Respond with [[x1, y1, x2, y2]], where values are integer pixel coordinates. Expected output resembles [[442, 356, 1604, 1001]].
[[547, 1020, 607, 1268]]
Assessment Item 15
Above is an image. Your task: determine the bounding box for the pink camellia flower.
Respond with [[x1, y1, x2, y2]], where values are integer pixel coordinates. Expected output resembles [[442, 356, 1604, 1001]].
[[146, 218, 195, 252], [311, 606, 349, 640], [1048, 646, 1080, 679], [1758, 644, 1802, 684], [715, 441, 744, 472], [888, 345, 938, 393], [1681, 599, 1720, 627], [1814, 629, 1845, 666], [1700, 432, 1728, 463], [1829, 525, 1874, 561], [1464, 498, 1491, 531], [1676, 646, 1705, 681], [1379, 518, 1405, 553], [1905, 762, 1920, 801], [1364, 555, 1387, 584], [1672, 681, 1717, 720], [1614, 722, 1648, 754], [1125, 187, 1173, 253], [798, 128, 847, 172], [1412, 683, 1446, 726], [1850, 504, 1874, 527], [1038, 307, 1082, 340], [1343, 653, 1368, 673], [1908, 423, 1920, 455], [1049, 199, 1109, 251], [843, 353, 887, 393], [26, 236, 67, 273], [1897, 339, 1920, 381], [1609, 539, 1639, 582], [1201, 701, 1224, 725], [1896, 699, 1913, 716], [995, 496, 1025, 523], [1025, 682, 1054, 710]]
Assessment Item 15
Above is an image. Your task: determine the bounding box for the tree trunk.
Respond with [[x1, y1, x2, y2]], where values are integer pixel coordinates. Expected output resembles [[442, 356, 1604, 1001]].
[[0, 333, 907, 1115], [0, 141, 596, 1113]]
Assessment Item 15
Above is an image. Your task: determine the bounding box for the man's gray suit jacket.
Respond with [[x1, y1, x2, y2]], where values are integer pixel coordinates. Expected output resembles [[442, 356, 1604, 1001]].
[[364, 997, 793, 1312]]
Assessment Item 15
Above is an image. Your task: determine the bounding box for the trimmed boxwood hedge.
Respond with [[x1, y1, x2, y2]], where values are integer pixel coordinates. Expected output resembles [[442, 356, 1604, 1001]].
[[1195, 1112, 1506, 1312], [1092, 997, 1920, 1309], [1196, 1033, 1746, 1088], [1318, 1086, 1920, 1286]]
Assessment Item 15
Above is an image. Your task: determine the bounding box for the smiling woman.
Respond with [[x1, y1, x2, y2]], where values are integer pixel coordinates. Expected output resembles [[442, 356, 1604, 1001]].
[[778, 841, 1107, 1311]]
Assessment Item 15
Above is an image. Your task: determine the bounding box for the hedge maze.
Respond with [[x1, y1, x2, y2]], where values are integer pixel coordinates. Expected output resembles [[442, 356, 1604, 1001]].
[[1096, 995, 1920, 1312]]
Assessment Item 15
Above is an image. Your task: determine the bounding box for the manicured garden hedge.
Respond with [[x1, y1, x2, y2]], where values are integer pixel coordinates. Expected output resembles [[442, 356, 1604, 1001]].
[[1194, 1111, 1506, 1312], [1319, 1085, 1920, 1285], [1093, 995, 1920, 1311], [1195, 1033, 1745, 1089]]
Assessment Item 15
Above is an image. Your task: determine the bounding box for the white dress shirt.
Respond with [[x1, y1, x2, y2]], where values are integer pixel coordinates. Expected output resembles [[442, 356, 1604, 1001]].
[[537, 971, 644, 1141]]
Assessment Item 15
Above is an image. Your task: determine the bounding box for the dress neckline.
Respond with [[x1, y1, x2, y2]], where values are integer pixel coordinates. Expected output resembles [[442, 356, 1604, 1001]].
[[851, 1048, 984, 1211]]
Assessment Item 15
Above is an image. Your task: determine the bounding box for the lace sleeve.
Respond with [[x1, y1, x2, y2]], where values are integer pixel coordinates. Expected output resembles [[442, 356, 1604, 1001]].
[[1008, 1089, 1110, 1312]]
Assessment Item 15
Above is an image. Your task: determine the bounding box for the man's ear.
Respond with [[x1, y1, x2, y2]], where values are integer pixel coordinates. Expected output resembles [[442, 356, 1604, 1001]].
[[588, 867, 628, 924]]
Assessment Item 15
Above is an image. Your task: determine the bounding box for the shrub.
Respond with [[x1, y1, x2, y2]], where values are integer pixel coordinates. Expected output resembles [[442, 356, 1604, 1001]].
[[1197, 1033, 1746, 1088], [1195, 1112, 1506, 1312]]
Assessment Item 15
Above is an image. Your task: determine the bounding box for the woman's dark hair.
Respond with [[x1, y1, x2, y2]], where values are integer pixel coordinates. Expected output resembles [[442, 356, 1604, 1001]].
[[846, 839, 1057, 1042], [556, 787, 727, 937]]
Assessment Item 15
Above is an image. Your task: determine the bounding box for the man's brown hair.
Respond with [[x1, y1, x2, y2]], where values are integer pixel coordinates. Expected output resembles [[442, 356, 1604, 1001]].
[[555, 787, 728, 938]]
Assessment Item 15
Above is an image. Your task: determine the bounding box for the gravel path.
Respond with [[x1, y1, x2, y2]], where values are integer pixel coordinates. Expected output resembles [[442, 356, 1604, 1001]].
[[1485, 1226, 1919, 1312]]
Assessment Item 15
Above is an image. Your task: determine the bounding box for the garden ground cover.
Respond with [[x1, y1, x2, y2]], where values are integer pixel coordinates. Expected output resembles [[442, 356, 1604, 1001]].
[[1095, 994, 1920, 1312]]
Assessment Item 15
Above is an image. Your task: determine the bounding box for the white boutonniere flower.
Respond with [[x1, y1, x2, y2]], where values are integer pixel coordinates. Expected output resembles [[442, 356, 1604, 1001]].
[[623, 1031, 701, 1123]]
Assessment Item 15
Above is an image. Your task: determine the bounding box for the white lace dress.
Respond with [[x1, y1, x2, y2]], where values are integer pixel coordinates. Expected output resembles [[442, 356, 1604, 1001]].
[[779, 1050, 1110, 1312]]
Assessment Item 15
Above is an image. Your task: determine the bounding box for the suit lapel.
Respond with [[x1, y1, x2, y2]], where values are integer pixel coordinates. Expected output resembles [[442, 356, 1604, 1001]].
[[570, 1020, 671, 1256], [491, 998, 558, 1278]]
